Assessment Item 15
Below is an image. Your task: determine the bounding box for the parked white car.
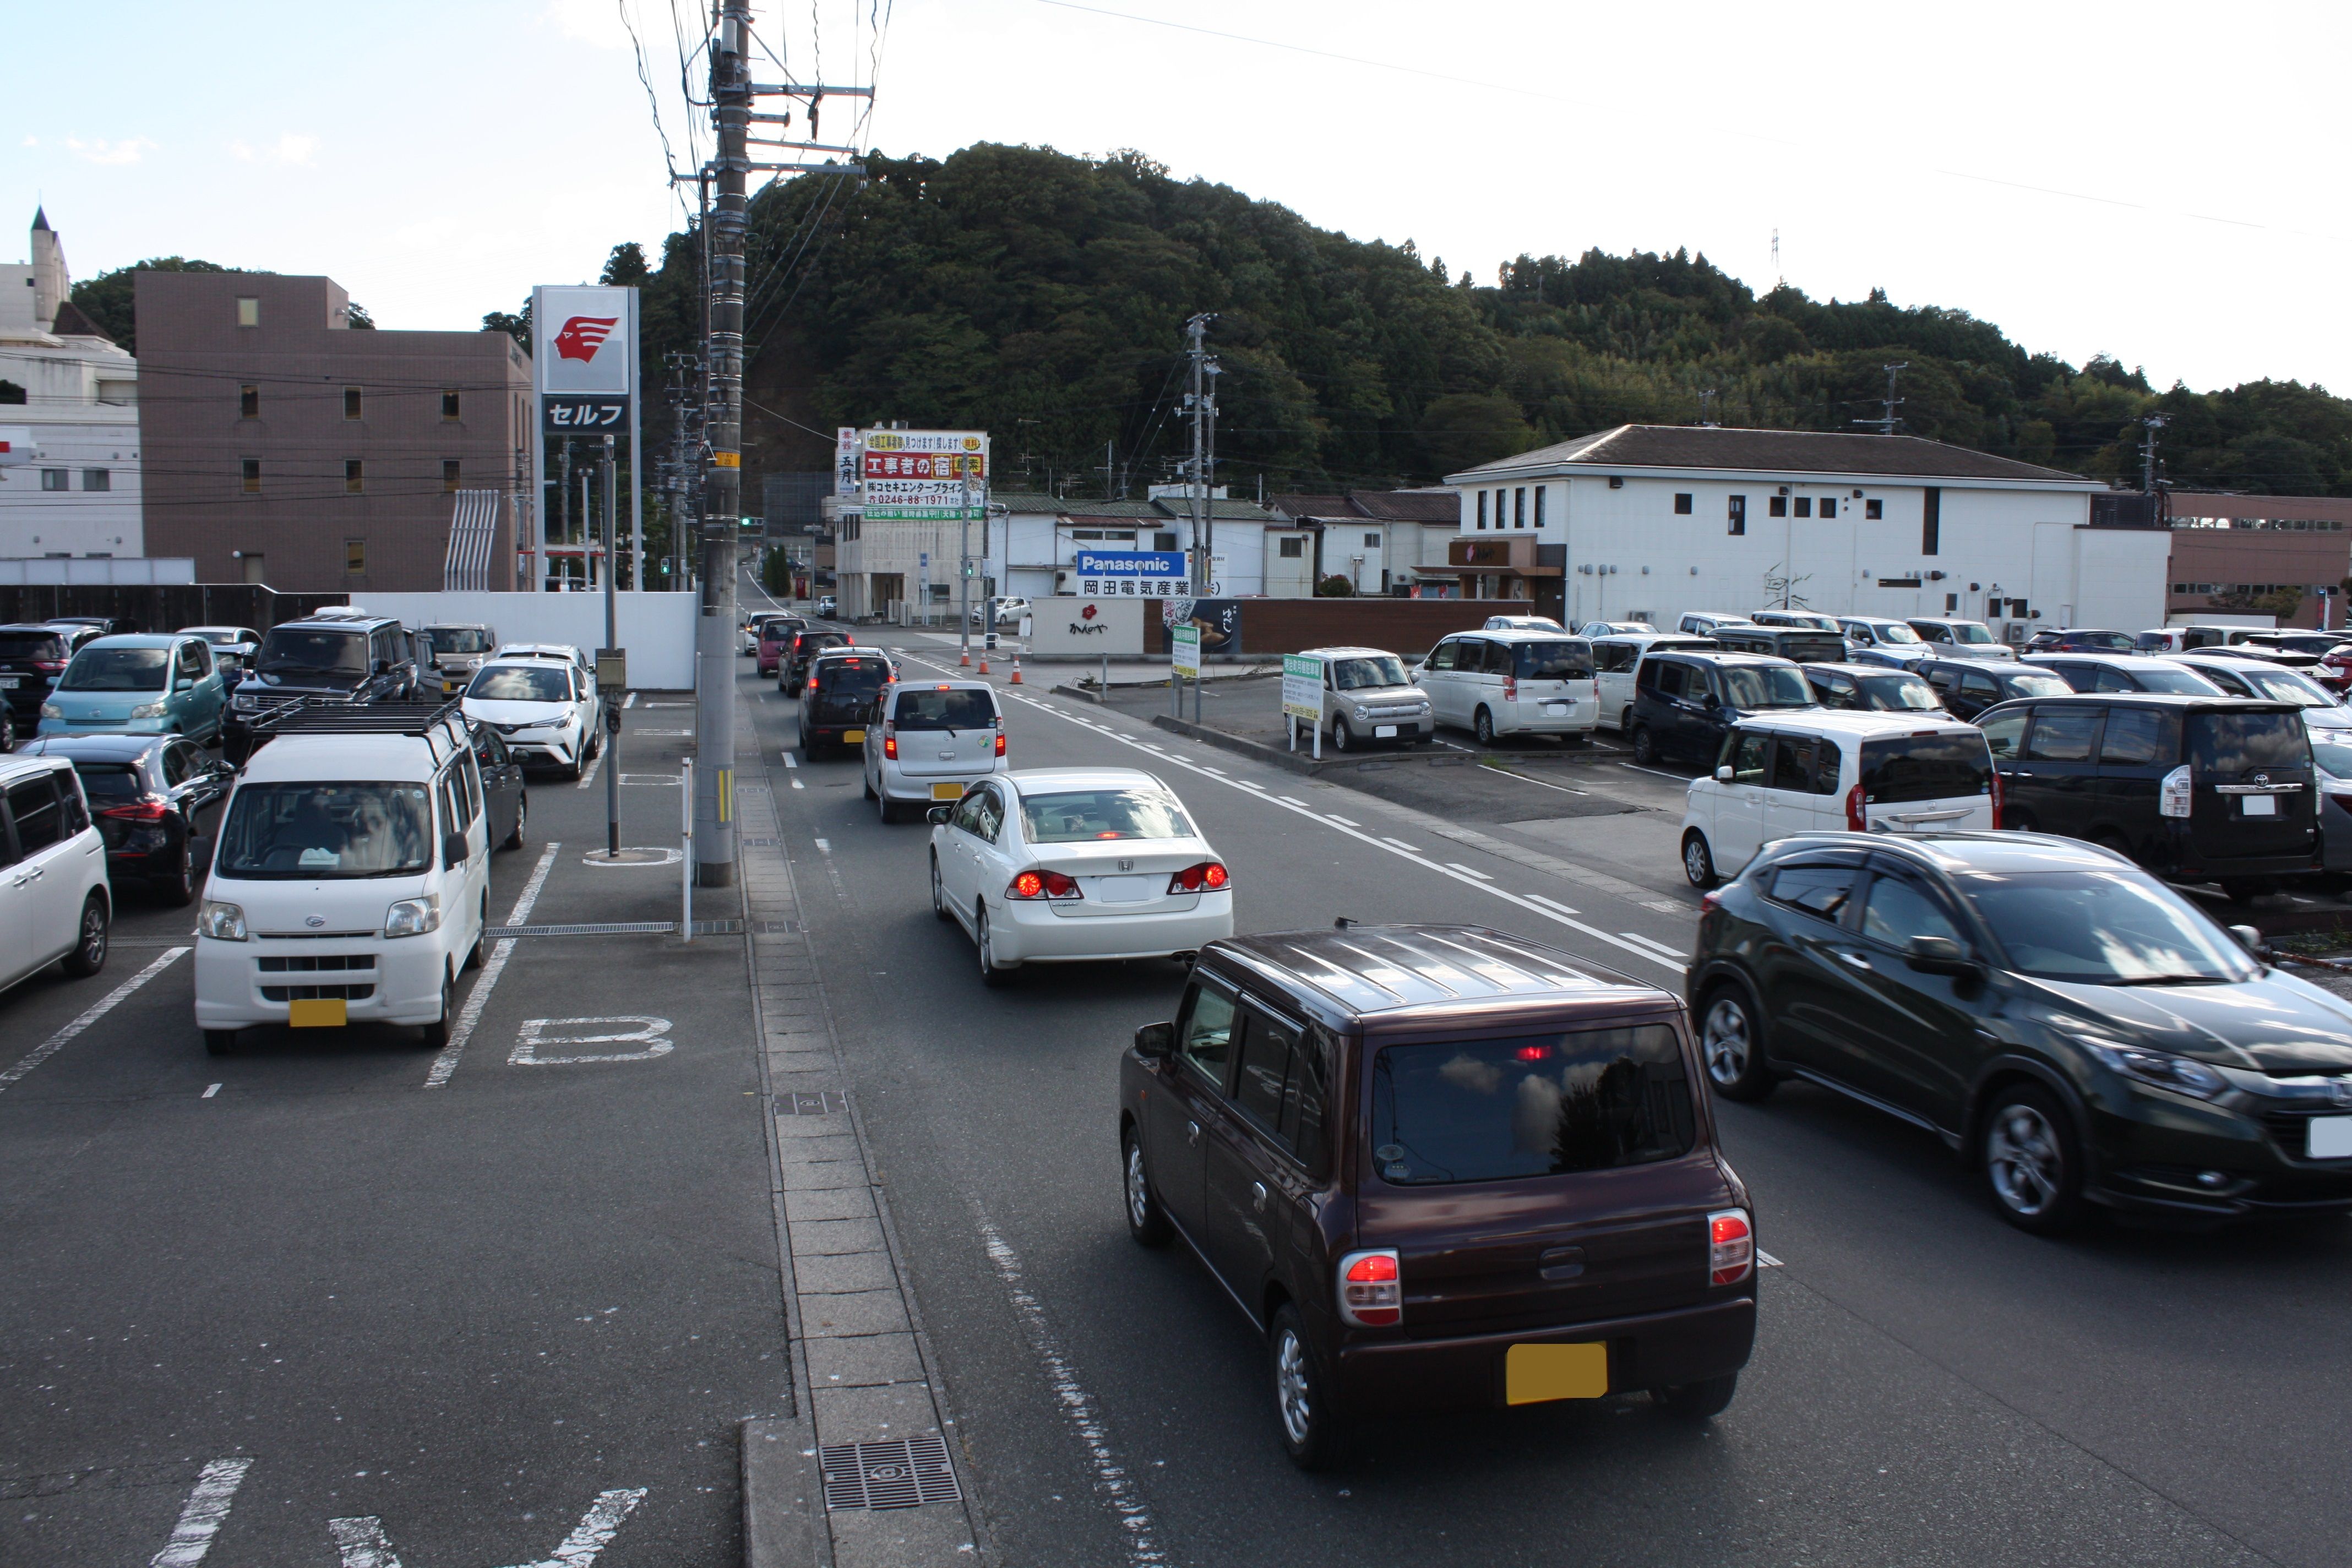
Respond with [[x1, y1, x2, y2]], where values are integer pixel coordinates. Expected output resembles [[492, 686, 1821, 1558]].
[[463, 658, 602, 778], [194, 705, 492, 1053], [1291, 646, 1432, 750], [1838, 616, 1932, 668], [1482, 614, 1563, 631], [1577, 620, 1654, 638], [0, 753, 113, 997], [1678, 710, 1997, 887], [1678, 612, 1761, 636], [928, 767, 1233, 983], [866, 679, 1008, 822], [1904, 618, 2016, 661], [1415, 630, 1598, 745], [1591, 633, 1723, 732]]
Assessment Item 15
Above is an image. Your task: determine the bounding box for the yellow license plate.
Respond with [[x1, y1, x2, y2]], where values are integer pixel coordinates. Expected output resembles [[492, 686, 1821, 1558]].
[[931, 782, 966, 801], [843, 729, 865, 743], [1504, 1342, 1609, 1404], [287, 998, 347, 1028]]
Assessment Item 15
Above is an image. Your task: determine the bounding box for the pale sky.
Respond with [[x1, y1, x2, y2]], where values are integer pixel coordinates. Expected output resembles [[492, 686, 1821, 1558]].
[[9, 1, 2346, 398]]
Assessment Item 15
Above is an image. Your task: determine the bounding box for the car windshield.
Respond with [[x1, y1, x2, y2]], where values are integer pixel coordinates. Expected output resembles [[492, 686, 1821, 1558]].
[[1513, 641, 1593, 680], [1721, 665, 1815, 708], [1961, 869, 2256, 984], [470, 666, 571, 702], [1019, 788, 1193, 843], [1952, 623, 1996, 645], [73, 763, 145, 802], [2130, 665, 2222, 694], [1874, 623, 1922, 644], [1368, 1026, 1697, 1186], [1333, 655, 1408, 690], [894, 688, 997, 730], [2008, 672, 2074, 697], [58, 647, 170, 691], [1859, 676, 1943, 711], [2189, 710, 2310, 772], [259, 629, 368, 676], [215, 781, 434, 879], [421, 627, 495, 655], [2236, 666, 2335, 706]]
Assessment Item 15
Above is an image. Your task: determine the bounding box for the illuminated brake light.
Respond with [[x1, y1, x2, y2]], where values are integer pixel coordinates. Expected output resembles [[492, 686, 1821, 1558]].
[[995, 728, 1006, 758], [883, 725, 897, 760], [1845, 782, 1866, 831], [1006, 869, 1081, 900], [1338, 1249, 1402, 1327], [1708, 1208, 1754, 1286], [1167, 861, 1229, 894]]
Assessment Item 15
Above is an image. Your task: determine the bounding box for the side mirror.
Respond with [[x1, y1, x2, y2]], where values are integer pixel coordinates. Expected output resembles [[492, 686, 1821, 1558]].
[[1714, 765, 1734, 782], [2229, 923, 2267, 956], [374, 658, 392, 675], [176, 676, 194, 691], [1904, 934, 1979, 976], [1701, 692, 1721, 709], [442, 830, 469, 869], [927, 805, 953, 825], [1133, 1021, 1175, 1060]]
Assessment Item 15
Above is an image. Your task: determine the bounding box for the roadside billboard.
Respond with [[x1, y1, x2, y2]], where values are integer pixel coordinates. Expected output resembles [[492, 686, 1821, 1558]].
[[1028, 596, 1144, 657], [860, 430, 989, 519]]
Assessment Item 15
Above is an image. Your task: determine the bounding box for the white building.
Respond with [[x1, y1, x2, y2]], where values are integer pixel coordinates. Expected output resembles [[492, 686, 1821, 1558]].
[[0, 209, 144, 560], [1444, 425, 2159, 636]]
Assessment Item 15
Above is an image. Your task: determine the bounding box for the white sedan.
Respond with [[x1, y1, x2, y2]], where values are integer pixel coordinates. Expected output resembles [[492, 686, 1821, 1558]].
[[462, 659, 602, 778], [928, 767, 1234, 984]]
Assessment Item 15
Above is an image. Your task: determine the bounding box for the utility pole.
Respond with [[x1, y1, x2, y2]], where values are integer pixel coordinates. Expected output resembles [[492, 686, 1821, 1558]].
[[1204, 360, 1221, 591], [1853, 362, 1907, 436], [1183, 313, 1216, 594], [2140, 412, 2170, 494]]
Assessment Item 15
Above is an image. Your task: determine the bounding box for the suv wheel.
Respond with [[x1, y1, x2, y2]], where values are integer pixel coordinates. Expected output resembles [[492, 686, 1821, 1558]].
[[1631, 726, 1659, 766], [1681, 831, 1717, 890], [1651, 1373, 1738, 1420], [1122, 1127, 1172, 1246], [1980, 1083, 2083, 1233], [1698, 987, 1775, 1101], [1473, 707, 1496, 747], [155, 835, 198, 907], [62, 891, 109, 978], [1269, 1305, 1342, 1469]]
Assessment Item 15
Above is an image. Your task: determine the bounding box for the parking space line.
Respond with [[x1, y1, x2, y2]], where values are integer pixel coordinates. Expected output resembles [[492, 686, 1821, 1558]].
[[1525, 893, 1581, 917], [1446, 862, 1494, 881], [1481, 765, 1586, 796], [1620, 762, 1691, 783], [1381, 836, 1423, 853], [0, 945, 188, 1098], [576, 753, 603, 790], [149, 1455, 251, 1568], [422, 841, 559, 1090], [1618, 930, 1687, 960], [1327, 813, 1360, 826], [623, 692, 638, 709], [202, 1082, 221, 1098]]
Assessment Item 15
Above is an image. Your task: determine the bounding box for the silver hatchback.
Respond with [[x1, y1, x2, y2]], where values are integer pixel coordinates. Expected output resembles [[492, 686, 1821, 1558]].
[[865, 679, 1008, 823]]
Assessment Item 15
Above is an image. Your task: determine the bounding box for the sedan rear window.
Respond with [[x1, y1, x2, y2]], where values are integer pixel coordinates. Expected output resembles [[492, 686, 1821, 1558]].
[[1368, 1026, 1695, 1186], [1513, 641, 1592, 680], [73, 763, 144, 802], [1019, 789, 1192, 843], [894, 689, 997, 730], [2188, 711, 2311, 774], [1861, 733, 1992, 803]]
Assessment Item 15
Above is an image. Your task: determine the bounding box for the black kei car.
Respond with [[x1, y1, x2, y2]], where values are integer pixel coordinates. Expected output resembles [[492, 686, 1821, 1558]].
[[798, 650, 894, 758], [1629, 651, 1819, 769], [17, 733, 233, 905], [1916, 658, 2074, 721], [1689, 831, 2352, 1232]]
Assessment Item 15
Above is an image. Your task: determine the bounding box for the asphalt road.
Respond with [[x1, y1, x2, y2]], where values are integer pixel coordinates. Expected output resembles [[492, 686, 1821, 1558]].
[[764, 620, 2352, 1568]]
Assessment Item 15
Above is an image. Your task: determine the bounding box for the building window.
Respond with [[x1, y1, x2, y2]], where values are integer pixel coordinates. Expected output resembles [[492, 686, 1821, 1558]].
[[1514, 487, 1527, 529], [1673, 493, 1692, 515], [1534, 486, 1546, 527], [442, 459, 461, 493], [344, 387, 363, 421], [345, 539, 366, 575], [236, 296, 259, 327], [441, 389, 461, 420], [1923, 487, 1941, 556], [1278, 537, 1304, 558], [1820, 497, 1837, 519], [41, 468, 68, 491], [239, 384, 259, 418], [1865, 498, 1882, 520], [345, 459, 364, 494], [241, 459, 261, 494], [1794, 497, 1812, 518], [1364, 531, 1381, 547], [1153, 531, 1178, 550], [1727, 495, 1746, 535], [1768, 496, 1787, 517], [1476, 490, 1487, 530], [81, 469, 110, 492]]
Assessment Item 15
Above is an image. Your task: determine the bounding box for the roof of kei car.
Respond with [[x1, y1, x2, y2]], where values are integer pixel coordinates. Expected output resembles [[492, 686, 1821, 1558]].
[[1767, 829, 2131, 876], [1208, 924, 1671, 1023]]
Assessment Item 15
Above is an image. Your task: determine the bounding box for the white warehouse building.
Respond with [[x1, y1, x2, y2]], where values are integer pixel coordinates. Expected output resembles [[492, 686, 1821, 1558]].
[[1444, 425, 2160, 638], [0, 209, 144, 562]]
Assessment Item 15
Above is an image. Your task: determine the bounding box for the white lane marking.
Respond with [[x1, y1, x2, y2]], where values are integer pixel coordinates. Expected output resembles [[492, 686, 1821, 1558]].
[[1618, 930, 1688, 960], [0, 945, 188, 1097], [976, 1209, 1163, 1565], [622, 692, 638, 709], [814, 837, 832, 853], [575, 753, 603, 790], [1001, 691, 1685, 974], [150, 1455, 252, 1567], [423, 841, 558, 1089], [1758, 1250, 1784, 1268], [781, 752, 798, 767], [333, 1490, 643, 1568], [1620, 762, 1692, 783], [326, 1517, 400, 1568], [635, 728, 694, 736], [1524, 893, 1581, 917], [202, 1082, 221, 1098], [1327, 814, 1361, 826], [791, 778, 804, 790], [1277, 795, 1309, 807], [1446, 862, 1494, 881], [511, 1016, 675, 1066], [1381, 837, 1423, 853], [1482, 765, 1586, 796]]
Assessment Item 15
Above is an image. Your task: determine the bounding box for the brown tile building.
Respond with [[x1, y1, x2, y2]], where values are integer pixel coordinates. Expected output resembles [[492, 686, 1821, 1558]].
[[2164, 491, 2352, 629], [138, 271, 532, 591]]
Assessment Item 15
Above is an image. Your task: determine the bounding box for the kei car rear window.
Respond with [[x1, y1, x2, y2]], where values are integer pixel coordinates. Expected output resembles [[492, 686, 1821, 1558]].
[[893, 689, 997, 730], [1513, 640, 1592, 680], [1368, 1025, 1695, 1186], [1860, 733, 1992, 803]]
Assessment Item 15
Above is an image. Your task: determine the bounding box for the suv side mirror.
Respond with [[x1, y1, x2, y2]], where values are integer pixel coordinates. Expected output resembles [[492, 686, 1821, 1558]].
[[1701, 691, 1721, 709], [1714, 764, 1734, 782], [927, 805, 953, 825], [1904, 934, 1979, 976], [442, 830, 469, 869], [1134, 1021, 1174, 1060]]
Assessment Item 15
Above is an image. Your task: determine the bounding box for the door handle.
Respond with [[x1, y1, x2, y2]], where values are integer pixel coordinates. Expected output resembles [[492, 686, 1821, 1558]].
[[1251, 1182, 1268, 1212], [1838, 950, 1871, 970], [1185, 1120, 1201, 1146]]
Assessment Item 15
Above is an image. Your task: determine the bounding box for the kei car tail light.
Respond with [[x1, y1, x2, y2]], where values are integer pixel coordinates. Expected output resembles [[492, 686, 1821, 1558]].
[[883, 725, 897, 760], [995, 724, 1006, 758], [1168, 861, 1229, 894], [2160, 764, 2193, 818], [1845, 782, 1866, 831], [1988, 765, 2003, 830], [1338, 1249, 1402, 1327], [1700, 889, 1723, 914], [1708, 1208, 1754, 1286], [1502, 674, 1518, 701], [1006, 869, 1082, 900], [101, 798, 171, 823]]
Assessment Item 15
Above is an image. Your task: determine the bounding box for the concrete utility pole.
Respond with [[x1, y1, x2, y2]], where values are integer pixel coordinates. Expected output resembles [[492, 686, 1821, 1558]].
[[959, 467, 973, 662], [1183, 313, 1217, 593], [1853, 362, 1907, 436], [2140, 412, 2170, 494], [602, 433, 620, 858]]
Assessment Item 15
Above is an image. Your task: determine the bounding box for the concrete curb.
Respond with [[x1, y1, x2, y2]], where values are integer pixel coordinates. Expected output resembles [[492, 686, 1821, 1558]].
[[1150, 712, 1336, 776], [742, 1418, 826, 1568]]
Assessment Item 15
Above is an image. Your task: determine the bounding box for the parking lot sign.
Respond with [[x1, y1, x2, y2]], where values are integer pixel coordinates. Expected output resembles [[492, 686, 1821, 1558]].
[[1283, 654, 1323, 721]]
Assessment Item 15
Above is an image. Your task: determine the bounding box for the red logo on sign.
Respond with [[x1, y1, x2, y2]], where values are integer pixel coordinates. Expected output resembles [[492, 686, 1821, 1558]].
[[1081, 604, 1097, 620], [553, 315, 620, 362]]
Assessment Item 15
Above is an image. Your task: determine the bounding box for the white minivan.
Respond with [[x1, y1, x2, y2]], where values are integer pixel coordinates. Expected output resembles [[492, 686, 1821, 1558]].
[[0, 753, 113, 995], [194, 704, 492, 1054], [1677, 710, 1997, 887], [1416, 630, 1598, 745], [1591, 634, 1722, 732]]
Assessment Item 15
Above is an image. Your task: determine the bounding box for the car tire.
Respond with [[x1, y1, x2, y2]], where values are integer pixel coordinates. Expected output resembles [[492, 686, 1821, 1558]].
[[976, 905, 1009, 987], [1473, 706, 1496, 747], [464, 895, 487, 971], [564, 751, 584, 782], [1651, 1373, 1738, 1420], [863, 771, 876, 800], [1122, 1126, 1173, 1248], [203, 1028, 238, 1057], [1698, 985, 1776, 1102], [1619, 706, 1635, 734], [878, 788, 899, 825], [504, 794, 527, 852], [1980, 1082, 2085, 1234], [1269, 1304, 1343, 1470], [1330, 717, 1352, 752], [1631, 726, 1659, 766], [62, 891, 108, 978], [418, 968, 455, 1050], [1681, 831, 1718, 890], [155, 836, 198, 907], [931, 852, 952, 922]]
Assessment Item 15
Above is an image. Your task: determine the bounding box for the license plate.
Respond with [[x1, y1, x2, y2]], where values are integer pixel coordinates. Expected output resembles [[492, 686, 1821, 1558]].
[[1504, 1342, 1609, 1405], [2242, 794, 2277, 816], [843, 729, 865, 743], [1544, 702, 1569, 716], [931, 782, 965, 801], [1375, 725, 1397, 738], [287, 998, 347, 1028], [0, 677, 16, 689], [2310, 1116, 2352, 1158]]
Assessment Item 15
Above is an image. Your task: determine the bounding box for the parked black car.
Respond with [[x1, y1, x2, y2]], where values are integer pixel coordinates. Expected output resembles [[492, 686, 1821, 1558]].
[[783, 629, 851, 690], [1978, 693, 2319, 899], [1917, 658, 2074, 721], [1630, 651, 1818, 769], [1709, 625, 1849, 665], [799, 651, 894, 757], [18, 733, 232, 904], [1689, 830, 2352, 1231], [465, 722, 530, 851], [2021, 652, 2224, 696], [1798, 662, 1946, 713], [0, 623, 76, 737], [2023, 628, 2136, 652], [224, 616, 420, 762]]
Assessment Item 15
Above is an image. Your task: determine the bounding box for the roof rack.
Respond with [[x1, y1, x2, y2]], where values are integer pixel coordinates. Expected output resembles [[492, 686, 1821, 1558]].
[[241, 698, 471, 767]]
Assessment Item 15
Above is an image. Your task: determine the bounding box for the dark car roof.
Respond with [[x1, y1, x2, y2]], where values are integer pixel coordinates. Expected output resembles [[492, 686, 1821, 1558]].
[[1206, 924, 1668, 1026], [1977, 692, 2301, 715], [1801, 662, 1919, 678], [1765, 829, 2130, 876], [1653, 650, 1799, 667], [0, 622, 70, 634], [19, 734, 167, 761]]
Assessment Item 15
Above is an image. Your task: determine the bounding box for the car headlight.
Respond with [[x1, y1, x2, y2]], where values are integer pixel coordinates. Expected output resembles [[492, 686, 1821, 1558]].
[[1353, 705, 1371, 722], [40, 702, 61, 718], [130, 700, 168, 718], [2080, 1038, 2228, 1100], [383, 895, 442, 939], [198, 899, 248, 941]]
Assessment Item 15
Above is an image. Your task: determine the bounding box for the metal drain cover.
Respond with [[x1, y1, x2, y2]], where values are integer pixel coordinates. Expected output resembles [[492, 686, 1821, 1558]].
[[820, 1435, 959, 1511], [776, 1090, 848, 1116]]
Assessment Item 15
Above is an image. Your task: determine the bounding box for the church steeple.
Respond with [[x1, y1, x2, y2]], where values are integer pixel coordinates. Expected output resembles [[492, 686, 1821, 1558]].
[[31, 206, 50, 232], [30, 208, 68, 333]]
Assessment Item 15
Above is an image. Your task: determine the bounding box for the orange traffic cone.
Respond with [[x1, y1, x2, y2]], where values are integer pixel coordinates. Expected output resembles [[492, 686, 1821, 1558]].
[[1009, 656, 1023, 684], [959, 647, 971, 667], [978, 652, 992, 674]]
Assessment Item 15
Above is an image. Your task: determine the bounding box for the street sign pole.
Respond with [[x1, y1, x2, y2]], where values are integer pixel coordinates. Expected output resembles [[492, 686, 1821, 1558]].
[[601, 433, 622, 860]]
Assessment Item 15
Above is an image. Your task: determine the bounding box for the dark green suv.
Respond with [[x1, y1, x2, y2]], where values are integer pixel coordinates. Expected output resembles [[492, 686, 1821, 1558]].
[[1688, 830, 2352, 1231]]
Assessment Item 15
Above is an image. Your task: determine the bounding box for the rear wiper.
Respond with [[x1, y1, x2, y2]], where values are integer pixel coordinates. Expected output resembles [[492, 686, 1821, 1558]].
[[2106, 973, 2227, 986]]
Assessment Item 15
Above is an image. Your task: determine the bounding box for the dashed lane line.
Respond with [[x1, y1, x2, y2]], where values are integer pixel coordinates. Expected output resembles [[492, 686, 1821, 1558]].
[[149, 1456, 251, 1568], [422, 840, 559, 1089], [0, 945, 188, 1097]]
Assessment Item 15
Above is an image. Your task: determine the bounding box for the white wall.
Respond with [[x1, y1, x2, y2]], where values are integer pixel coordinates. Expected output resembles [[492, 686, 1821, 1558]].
[[353, 591, 699, 688]]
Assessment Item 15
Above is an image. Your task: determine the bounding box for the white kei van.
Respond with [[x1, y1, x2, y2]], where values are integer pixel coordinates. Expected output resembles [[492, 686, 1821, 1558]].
[[1591, 633, 1722, 732], [1416, 630, 1599, 745], [194, 703, 492, 1054], [1677, 710, 1997, 888]]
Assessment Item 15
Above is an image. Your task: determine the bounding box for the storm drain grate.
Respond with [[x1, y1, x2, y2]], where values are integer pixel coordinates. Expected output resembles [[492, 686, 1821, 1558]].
[[741, 837, 780, 847], [485, 919, 747, 939], [820, 1436, 959, 1511], [776, 1090, 849, 1116], [753, 919, 798, 934]]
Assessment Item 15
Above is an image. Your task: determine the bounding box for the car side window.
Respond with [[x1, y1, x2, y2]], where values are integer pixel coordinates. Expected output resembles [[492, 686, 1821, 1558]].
[[1232, 1003, 1300, 1140], [1725, 729, 1770, 783], [2093, 666, 2138, 694], [951, 790, 986, 835], [8, 773, 64, 855], [2023, 708, 2101, 763], [1813, 674, 1854, 709], [1653, 661, 1687, 699], [1962, 672, 2000, 700], [1860, 872, 1964, 950], [1926, 666, 1958, 693], [1770, 733, 1818, 792], [1812, 737, 1843, 795], [161, 744, 190, 788], [974, 786, 1004, 843], [2098, 707, 2169, 766], [1426, 640, 1458, 673], [1979, 709, 2028, 759], [1175, 978, 1238, 1093], [1766, 861, 1859, 923], [2047, 662, 2093, 692], [1283, 1027, 1331, 1170]]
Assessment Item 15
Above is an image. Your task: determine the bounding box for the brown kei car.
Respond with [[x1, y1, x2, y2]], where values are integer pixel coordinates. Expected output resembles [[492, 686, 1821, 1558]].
[[1120, 923, 1757, 1467]]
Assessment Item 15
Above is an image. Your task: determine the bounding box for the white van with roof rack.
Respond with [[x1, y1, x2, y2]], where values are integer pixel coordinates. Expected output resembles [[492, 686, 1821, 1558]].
[[194, 700, 492, 1055]]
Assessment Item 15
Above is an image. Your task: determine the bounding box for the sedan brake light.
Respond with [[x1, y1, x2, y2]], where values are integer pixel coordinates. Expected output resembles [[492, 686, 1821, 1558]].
[[1337, 1249, 1402, 1327], [101, 799, 172, 823], [1006, 869, 1082, 900], [1168, 861, 1229, 894], [1708, 1208, 1754, 1286]]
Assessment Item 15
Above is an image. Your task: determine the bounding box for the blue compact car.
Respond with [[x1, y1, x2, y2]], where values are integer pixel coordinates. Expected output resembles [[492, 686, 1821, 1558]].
[[39, 634, 227, 742]]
